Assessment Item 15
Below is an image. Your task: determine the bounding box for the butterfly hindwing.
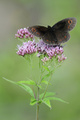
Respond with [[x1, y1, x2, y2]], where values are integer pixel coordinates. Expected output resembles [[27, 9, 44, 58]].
[[54, 30, 70, 44], [42, 27, 58, 44], [52, 17, 76, 31], [41, 31, 55, 44], [51, 17, 76, 44]]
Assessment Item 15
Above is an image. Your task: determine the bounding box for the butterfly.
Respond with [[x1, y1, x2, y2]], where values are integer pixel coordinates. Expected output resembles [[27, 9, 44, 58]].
[[28, 17, 77, 45]]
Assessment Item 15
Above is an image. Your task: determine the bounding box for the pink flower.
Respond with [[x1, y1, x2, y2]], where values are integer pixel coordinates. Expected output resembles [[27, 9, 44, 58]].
[[16, 28, 67, 63], [41, 57, 50, 63], [58, 54, 67, 62], [17, 40, 37, 56], [15, 28, 34, 39]]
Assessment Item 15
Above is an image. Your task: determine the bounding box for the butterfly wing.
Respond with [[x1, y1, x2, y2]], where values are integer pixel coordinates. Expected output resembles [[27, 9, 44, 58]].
[[28, 25, 57, 44], [28, 18, 76, 45], [28, 25, 56, 44], [41, 30, 57, 44], [28, 26, 48, 38], [54, 30, 70, 44], [52, 17, 76, 31], [51, 17, 76, 44]]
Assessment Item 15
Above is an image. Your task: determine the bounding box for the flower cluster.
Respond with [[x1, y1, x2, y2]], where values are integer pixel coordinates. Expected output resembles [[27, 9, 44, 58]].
[[36, 40, 66, 63], [58, 54, 67, 62], [17, 40, 36, 56], [37, 40, 63, 57], [41, 57, 50, 63], [16, 28, 67, 63], [15, 28, 34, 39]]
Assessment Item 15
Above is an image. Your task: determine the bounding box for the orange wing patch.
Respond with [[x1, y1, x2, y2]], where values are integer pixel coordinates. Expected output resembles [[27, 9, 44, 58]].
[[46, 40, 51, 43], [32, 28, 36, 32], [64, 36, 67, 39], [68, 25, 70, 29], [68, 19, 72, 24], [36, 32, 40, 35], [47, 40, 49, 42], [59, 39, 62, 42]]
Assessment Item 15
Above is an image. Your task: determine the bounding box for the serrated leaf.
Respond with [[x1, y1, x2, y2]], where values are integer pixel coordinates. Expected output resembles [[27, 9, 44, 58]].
[[40, 92, 56, 99], [42, 98, 51, 108], [17, 80, 36, 85], [43, 97, 68, 104], [41, 80, 48, 85], [3, 77, 34, 97]]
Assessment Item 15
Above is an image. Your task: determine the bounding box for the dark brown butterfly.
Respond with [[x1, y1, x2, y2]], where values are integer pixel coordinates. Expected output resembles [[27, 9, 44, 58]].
[[28, 17, 76, 45]]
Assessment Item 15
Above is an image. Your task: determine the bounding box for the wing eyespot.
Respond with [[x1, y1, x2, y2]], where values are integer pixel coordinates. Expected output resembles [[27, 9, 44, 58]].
[[32, 28, 36, 32], [68, 19, 72, 24]]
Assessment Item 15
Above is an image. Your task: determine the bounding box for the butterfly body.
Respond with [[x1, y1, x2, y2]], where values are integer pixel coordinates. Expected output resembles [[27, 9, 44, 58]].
[[28, 17, 76, 45]]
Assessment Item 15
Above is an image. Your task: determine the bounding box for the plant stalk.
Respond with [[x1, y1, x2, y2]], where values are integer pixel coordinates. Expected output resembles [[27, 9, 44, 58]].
[[42, 72, 52, 100], [36, 103, 39, 120], [36, 87, 39, 120]]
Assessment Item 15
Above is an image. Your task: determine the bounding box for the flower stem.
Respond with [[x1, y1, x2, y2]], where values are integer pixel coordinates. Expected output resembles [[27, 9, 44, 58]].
[[36, 87, 39, 120], [42, 72, 52, 100], [36, 103, 39, 120]]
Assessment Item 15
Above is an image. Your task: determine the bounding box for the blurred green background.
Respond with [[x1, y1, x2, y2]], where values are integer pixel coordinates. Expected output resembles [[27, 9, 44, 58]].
[[0, 0, 80, 120]]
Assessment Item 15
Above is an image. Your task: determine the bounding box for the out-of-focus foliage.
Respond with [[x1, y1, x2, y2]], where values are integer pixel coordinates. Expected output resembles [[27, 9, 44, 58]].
[[0, 0, 80, 120]]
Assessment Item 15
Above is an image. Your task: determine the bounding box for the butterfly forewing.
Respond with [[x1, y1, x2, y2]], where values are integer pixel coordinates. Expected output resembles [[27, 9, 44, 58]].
[[28, 26, 48, 38]]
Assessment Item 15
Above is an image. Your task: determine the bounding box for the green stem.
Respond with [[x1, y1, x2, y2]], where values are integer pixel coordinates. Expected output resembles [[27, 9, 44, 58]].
[[36, 87, 39, 120], [36, 103, 39, 120], [42, 72, 52, 100], [33, 87, 36, 99]]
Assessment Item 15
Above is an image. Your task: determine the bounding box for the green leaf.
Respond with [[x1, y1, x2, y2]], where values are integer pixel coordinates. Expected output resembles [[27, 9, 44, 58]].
[[40, 92, 56, 99], [2, 77, 17, 84], [42, 65, 50, 72], [43, 97, 68, 104], [3, 77, 34, 97], [17, 83, 34, 97], [17, 80, 36, 85], [30, 98, 42, 106], [42, 98, 51, 108], [42, 73, 51, 81], [37, 85, 42, 89], [41, 80, 48, 85], [30, 98, 37, 106]]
